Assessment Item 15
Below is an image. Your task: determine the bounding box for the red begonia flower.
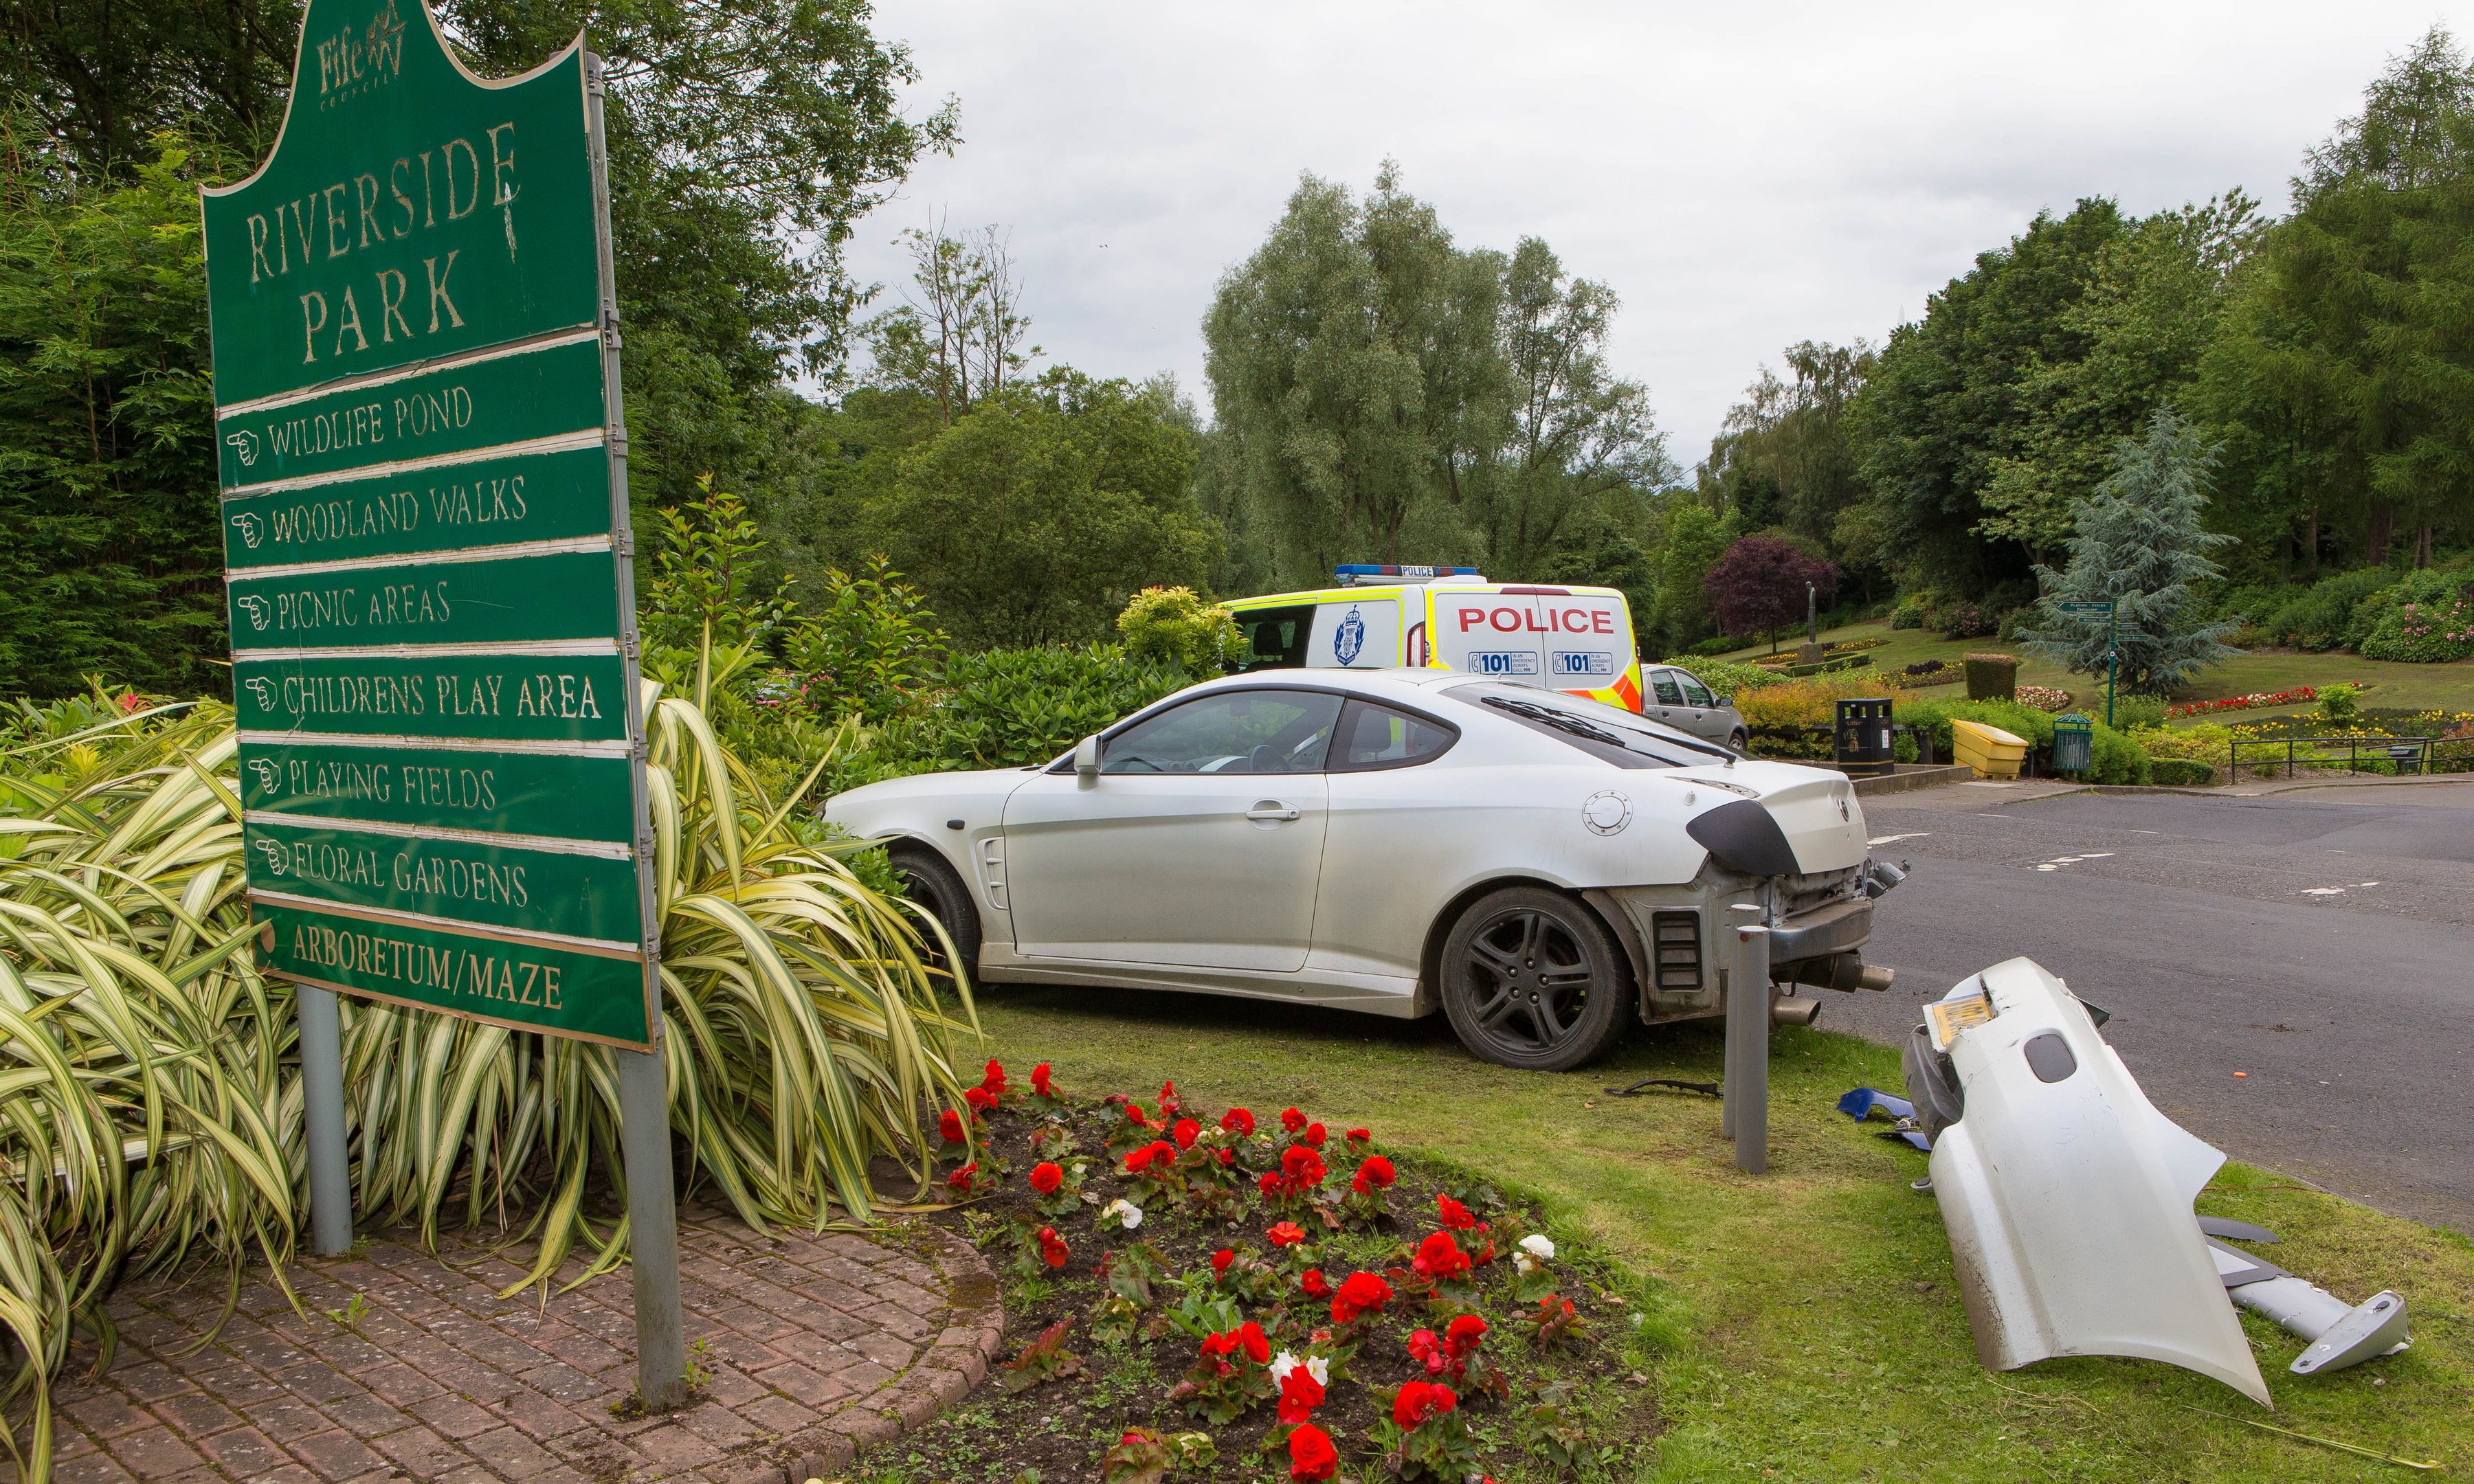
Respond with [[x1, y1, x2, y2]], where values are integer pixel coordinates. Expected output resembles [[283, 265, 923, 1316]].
[[1346, 1127, 1372, 1146], [1158, 1080, 1181, 1116], [963, 1086, 993, 1114], [1436, 1193, 1477, 1230], [1029, 1161, 1063, 1195], [1331, 1270, 1393, 1323], [1212, 1248, 1235, 1276], [1280, 1107, 1308, 1134], [1351, 1156, 1396, 1193], [1037, 1228, 1068, 1268], [1236, 1320, 1270, 1364], [1267, 1221, 1306, 1247], [937, 1110, 966, 1144], [1408, 1327, 1447, 1375], [1258, 1170, 1284, 1197], [1300, 1268, 1330, 1298], [981, 1059, 1007, 1097], [1031, 1062, 1054, 1096], [1281, 1145, 1327, 1186], [1302, 1122, 1327, 1148], [1173, 1118, 1200, 1149], [1412, 1230, 1471, 1281], [1124, 1145, 1157, 1173], [1277, 1364, 1326, 1424], [1393, 1379, 1456, 1428], [1218, 1148, 1235, 1167], [946, 1162, 976, 1193], [1446, 1314, 1488, 1353], [1287, 1423, 1338, 1482], [1221, 1107, 1256, 1136]]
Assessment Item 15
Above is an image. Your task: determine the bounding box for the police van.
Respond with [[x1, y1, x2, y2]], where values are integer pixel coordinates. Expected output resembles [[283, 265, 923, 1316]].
[[1225, 565, 1647, 712]]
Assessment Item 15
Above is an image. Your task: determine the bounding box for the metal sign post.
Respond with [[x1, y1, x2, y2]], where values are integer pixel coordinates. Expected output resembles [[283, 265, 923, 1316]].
[[1722, 900, 1770, 1174], [2058, 600, 2121, 728], [201, 0, 683, 1407]]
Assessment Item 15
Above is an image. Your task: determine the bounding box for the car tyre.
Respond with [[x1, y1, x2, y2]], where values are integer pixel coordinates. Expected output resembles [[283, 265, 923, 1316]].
[[1438, 886, 1629, 1071], [887, 843, 981, 980], [1728, 727, 1749, 754]]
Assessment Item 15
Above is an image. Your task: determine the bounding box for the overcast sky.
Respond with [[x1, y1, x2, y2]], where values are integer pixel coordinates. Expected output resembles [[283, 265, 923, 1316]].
[[842, 2, 2462, 469]]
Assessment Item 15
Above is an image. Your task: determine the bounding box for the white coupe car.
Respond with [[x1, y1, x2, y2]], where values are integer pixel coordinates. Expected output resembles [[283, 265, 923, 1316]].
[[827, 668, 1902, 1070]]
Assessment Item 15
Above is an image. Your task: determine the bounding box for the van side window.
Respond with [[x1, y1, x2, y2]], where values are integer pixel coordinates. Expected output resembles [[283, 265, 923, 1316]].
[[1234, 605, 1314, 671]]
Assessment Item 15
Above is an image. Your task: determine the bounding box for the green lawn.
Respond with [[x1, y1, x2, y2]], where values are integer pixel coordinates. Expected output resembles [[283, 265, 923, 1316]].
[[962, 983, 2474, 1482], [1701, 620, 2474, 723]]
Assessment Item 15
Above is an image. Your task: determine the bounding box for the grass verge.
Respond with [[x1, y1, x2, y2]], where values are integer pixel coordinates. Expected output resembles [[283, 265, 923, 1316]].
[[964, 982, 2474, 1481]]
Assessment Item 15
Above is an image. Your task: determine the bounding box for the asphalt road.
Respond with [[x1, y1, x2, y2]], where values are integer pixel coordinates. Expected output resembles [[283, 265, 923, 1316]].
[[1834, 776, 2474, 1235]]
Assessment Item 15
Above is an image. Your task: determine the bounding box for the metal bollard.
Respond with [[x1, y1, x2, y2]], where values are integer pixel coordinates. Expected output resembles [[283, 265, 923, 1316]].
[[1726, 908, 1772, 1174], [297, 984, 355, 1256]]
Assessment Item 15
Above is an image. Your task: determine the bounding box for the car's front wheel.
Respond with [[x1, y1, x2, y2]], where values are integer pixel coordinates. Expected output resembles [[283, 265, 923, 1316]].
[[1437, 887, 1629, 1070], [1728, 726, 1749, 754], [887, 843, 981, 982]]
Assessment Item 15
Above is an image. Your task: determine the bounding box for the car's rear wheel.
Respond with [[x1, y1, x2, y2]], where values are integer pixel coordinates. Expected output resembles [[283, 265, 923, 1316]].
[[887, 844, 981, 981], [1728, 726, 1749, 754], [1438, 887, 1629, 1070]]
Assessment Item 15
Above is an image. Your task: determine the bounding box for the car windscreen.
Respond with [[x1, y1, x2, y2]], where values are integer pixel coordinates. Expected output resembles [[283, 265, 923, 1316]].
[[1440, 682, 1733, 769]]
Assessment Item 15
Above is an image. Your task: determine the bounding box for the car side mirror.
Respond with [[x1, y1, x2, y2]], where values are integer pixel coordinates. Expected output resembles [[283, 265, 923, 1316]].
[[1716, 695, 1732, 708], [1074, 734, 1101, 780]]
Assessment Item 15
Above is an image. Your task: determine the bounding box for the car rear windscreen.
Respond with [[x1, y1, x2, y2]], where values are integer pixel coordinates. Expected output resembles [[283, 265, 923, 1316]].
[[1442, 682, 1730, 769]]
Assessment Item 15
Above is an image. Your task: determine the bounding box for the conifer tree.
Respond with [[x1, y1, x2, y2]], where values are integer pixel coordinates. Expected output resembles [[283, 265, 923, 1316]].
[[2022, 408, 2239, 694]]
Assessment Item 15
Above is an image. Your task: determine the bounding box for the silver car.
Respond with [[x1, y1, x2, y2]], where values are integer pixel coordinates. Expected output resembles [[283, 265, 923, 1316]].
[[1642, 664, 1748, 752], [826, 668, 1896, 1070]]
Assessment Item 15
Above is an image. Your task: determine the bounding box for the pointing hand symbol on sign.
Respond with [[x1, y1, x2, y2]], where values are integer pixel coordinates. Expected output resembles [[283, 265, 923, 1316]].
[[230, 511, 264, 548], [252, 838, 289, 876], [242, 677, 275, 707], [246, 758, 282, 794], [236, 595, 271, 630], [225, 429, 260, 468]]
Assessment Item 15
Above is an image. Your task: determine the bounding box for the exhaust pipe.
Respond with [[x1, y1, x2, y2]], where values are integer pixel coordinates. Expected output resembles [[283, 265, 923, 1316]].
[[1782, 952, 1897, 994], [1771, 995, 1823, 1028]]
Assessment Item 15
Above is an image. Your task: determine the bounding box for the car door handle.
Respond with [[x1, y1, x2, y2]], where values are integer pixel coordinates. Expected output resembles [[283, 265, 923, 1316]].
[[1246, 802, 1302, 822]]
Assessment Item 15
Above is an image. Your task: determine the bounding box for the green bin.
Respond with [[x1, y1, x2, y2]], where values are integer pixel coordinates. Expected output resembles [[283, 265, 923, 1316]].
[[2052, 713, 2094, 776]]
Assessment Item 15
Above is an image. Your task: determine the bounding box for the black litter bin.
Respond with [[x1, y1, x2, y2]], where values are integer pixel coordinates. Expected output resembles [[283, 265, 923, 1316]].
[[1834, 697, 1895, 776], [2052, 714, 2094, 776]]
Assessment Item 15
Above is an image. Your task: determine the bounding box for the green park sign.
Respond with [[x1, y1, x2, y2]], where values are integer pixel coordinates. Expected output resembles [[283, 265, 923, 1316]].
[[203, 0, 652, 1050], [211, 0, 689, 1399]]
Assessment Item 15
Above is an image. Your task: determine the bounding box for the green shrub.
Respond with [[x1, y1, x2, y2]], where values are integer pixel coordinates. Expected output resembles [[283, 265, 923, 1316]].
[[2106, 693, 2168, 730], [2259, 568, 2394, 651], [2353, 567, 2474, 663], [1963, 653, 2018, 701], [1661, 657, 1789, 701], [1889, 602, 1926, 630], [859, 644, 1191, 780], [2149, 758, 2218, 786], [2317, 682, 2363, 722], [1117, 585, 1245, 674], [1895, 697, 2150, 785], [1687, 633, 1742, 657], [788, 556, 950, 723]]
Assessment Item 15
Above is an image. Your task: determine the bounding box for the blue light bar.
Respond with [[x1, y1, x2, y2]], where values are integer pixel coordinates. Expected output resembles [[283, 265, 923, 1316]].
[[1333, 564, 1485, 585]]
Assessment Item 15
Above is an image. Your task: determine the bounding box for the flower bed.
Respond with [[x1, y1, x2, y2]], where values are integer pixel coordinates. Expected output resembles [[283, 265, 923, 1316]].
[[1880, 659, 1965, 690], [894, 1062, 1652, 1482], [2166, 686, 2321, 718], [2012, 684, 2075, 712]]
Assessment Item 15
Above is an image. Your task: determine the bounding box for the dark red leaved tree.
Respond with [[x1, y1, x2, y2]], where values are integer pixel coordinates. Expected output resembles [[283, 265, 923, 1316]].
[[1702, 537, 1838, 653]]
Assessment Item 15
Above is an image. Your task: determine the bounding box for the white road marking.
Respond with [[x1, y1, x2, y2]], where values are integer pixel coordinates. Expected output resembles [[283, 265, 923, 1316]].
[[2356, 881, 2381, 887], [2078, 851, 2114, 858], [1868, 832, 1931, 845], [2035, 864, 2058, 872], [2302, 887, 2345, 896]]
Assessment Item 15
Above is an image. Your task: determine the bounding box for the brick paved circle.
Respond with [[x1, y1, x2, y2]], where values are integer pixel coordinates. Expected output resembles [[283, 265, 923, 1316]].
[[41, 1204, 1003, 1484]]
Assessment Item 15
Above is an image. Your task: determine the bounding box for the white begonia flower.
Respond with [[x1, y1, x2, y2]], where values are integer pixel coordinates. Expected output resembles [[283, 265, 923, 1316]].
[[1304, 1355, 1330, 1386], [1514, 1252, 1540, 1275], [1519, 1233, 1556, 1259], [1269, 1351, 1300, 1385], [1102, 1198, 1143, 1229]]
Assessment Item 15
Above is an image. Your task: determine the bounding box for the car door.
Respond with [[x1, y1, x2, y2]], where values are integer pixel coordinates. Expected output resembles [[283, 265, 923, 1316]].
[[1643, 667, 1691, 729], [1001, 688, 1342, 972], [1673, 671, 1726, 741]]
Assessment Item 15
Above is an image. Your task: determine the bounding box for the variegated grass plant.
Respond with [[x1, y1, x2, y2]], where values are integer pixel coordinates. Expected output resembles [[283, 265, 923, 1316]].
[[0, 678, 973, 1478]]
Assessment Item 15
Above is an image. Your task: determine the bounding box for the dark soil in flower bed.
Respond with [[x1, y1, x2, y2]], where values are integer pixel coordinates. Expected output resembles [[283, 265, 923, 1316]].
[[860, 1065, 1662, 1483]]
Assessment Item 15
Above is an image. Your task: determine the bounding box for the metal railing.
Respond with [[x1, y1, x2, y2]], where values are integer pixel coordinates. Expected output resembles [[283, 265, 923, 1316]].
[[2229, 735, 2433, 780]]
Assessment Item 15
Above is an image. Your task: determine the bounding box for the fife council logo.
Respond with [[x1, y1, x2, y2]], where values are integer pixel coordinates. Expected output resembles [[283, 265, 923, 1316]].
[[1333, 605, 1366, 666], [315, 0, 407, 106]]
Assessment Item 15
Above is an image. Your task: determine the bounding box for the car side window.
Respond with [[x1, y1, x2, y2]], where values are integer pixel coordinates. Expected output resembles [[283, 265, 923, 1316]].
[[1332, 701, 1458, 772], [1234, 605, 1314, 672], [1649, 671, 1686, 706], [1100, 690, 1344, 774], [1678, 674, 1716, 708]]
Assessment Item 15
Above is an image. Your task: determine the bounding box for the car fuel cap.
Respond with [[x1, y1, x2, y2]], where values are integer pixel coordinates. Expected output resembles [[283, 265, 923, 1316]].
[[1583, 791, 1631, 835]]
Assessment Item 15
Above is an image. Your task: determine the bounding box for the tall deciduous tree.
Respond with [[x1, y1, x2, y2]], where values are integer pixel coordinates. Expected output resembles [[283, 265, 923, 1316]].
[[2200, 26, 2474, 572], [2022, 409, 2238, 694], [1702, 536, 1837, 654], [862, 218, 1039, 424]]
